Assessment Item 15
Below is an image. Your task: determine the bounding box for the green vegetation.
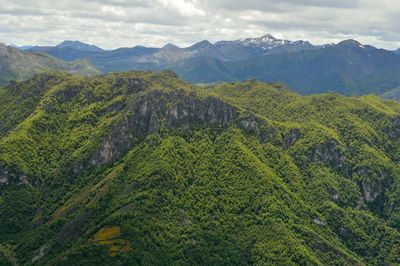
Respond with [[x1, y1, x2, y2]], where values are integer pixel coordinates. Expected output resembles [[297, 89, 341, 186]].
[[0, 44, 100, 86], [1, 71, 400, 265]]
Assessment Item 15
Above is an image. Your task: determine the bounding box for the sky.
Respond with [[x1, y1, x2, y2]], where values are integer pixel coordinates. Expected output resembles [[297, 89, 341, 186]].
[[0, 0, 399, 50]]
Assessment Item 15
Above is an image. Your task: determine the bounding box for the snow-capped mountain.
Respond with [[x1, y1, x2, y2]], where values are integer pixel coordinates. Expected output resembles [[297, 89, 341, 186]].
[[239, 34, 291, 48], [235, 34, 317, 56]]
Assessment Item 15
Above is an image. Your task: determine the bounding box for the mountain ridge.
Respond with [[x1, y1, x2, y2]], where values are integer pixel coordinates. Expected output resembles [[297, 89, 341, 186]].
[[1, 71, 400, 265], [56, 40, 104, 52], [27, 34, 322, 64], [3, 35, 400, 96], [0, 43, 100, 86], [30, 40, 105, 61]]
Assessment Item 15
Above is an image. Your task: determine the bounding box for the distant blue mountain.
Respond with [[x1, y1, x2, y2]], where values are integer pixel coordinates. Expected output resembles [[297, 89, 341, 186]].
[[56, 40, 103, 52], [29, 40, 104, 61], [22, 35, 400, 96]]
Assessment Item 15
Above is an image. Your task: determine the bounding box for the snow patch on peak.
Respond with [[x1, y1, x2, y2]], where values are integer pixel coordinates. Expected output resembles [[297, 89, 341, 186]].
[[240, 34, 291, 48], [260, 34, 277, 40]]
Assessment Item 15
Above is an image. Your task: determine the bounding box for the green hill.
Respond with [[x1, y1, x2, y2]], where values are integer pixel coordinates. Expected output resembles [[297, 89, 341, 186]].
[[0, 44, 100, 86], [0, 71, 400, 265]]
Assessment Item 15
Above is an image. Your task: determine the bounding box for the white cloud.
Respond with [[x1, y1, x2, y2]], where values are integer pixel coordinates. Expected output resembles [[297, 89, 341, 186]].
[[101, 5, 126, 16], [0, 0, 399, 50], [158, 0, 205, 16]]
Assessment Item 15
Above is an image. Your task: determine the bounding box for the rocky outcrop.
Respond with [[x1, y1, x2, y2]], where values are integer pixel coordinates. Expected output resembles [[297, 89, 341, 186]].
[[111, 77, 148, 94], [239, 113, 260, 133], [361, 181, 382, 203], [91, 89, 266, 165], [284, 128, 301, 148], [356, 167, 387, 204], [0, 165, 28, 187], [54, 85, 81, 103], [31, 245, 49, 264], [94, 101, 126, 117], [307, 140, 349, 176]]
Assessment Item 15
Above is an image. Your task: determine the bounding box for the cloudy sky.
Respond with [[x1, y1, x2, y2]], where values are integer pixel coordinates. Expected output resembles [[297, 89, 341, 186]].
[[0, 0, 399, 50]]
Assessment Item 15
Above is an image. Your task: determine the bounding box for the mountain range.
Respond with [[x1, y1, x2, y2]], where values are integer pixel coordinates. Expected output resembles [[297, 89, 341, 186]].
[[1, 71, 400, 265], [29, 34, 323, 64], [30, 40, 104, 61], [6, 34, 397, 96]]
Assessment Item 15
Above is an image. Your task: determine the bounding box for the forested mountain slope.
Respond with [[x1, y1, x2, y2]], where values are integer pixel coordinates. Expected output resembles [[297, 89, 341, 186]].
[[0, 71, 400, 265], [0, 44, 100, 86]]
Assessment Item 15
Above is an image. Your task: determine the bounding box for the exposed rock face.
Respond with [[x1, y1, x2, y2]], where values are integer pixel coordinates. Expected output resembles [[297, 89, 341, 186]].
[[313, 218, 326, 226], [357, 167, 386, 204], [0, 167, 8, 185], [239, 113, 260, 133], [0, 165, 28, 186], [94, 101, 126, 117], [308, 140, 349, 176], [135, 90, 238, 130], [91, 89, 259, 165], [361, 182, 382, 203], [31, 245, 49, 264], [284, 128, 301, 148]]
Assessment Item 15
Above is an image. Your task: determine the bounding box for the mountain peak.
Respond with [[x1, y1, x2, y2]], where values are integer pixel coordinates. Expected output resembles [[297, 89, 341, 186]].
[[0, 43, 19, 53], [337, 39, 364, 48], [240, 34, 281, 43], [239, 34, 291, 49], [259, 33, 278, 40], [189, 40, 212, 50], [57, 40, 84, 46], [162, 43, 180, 50], [56, 40, 103, 52]]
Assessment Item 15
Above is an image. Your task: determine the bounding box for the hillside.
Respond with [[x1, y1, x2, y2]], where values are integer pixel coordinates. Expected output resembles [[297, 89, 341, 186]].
[[0, 44, 100, 86], [1, 72, 400, 265]]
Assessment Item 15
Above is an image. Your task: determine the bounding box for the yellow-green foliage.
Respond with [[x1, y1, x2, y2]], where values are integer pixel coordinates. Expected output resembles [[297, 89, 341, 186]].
[[92, 226, 132, 256], [1, 72, 400, 265], [93, 226, 121, 241]]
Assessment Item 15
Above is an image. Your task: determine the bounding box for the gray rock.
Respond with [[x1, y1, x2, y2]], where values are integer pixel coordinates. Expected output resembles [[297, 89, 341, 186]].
[[90, 89, 263, 165], [307, 140, 349, 176], [0, 165, 29, 187], [284, 128, 300, 148]]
